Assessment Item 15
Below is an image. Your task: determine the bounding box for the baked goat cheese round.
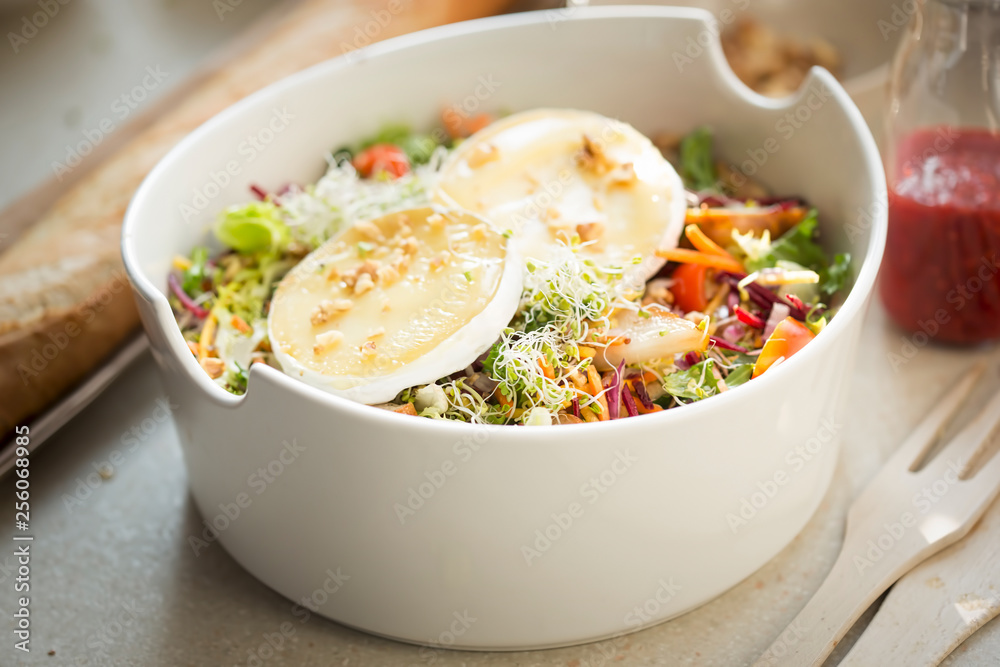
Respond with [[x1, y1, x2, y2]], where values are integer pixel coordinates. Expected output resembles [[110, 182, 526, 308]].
[[436, 108, 687, 285], [268, 207, 522, 404]]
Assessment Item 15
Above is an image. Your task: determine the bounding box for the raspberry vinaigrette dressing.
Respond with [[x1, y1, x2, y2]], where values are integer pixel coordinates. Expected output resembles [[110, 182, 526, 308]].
[[880, 127, 1000, 343]]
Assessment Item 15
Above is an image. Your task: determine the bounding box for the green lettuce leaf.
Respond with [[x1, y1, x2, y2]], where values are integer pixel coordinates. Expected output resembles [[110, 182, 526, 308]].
[[214, 202, 289, 254], [679, 126, 718, 192]]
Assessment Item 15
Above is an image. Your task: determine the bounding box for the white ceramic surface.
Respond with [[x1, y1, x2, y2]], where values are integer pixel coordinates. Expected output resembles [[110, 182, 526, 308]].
[[121, 7, 887, 650]]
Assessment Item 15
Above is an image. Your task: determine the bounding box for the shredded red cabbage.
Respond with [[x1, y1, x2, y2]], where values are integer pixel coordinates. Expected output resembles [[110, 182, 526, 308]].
[[603, 360, 625, 420], [571, 394, 581, 419], [622, 383, 639, 417], [168, 273, 209, 319], [718, 272, 806, 321], [709, 335, 747, 353], [632, 380, 655, 411], [249, 184, 268, 201]]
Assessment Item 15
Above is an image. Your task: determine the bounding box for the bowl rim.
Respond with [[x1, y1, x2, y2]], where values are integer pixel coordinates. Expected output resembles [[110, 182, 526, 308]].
[[121, 5, 888, 440]]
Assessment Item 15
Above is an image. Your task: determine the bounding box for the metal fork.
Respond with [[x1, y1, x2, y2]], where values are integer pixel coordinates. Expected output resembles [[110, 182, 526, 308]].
[[754, 362, 1000, 667]]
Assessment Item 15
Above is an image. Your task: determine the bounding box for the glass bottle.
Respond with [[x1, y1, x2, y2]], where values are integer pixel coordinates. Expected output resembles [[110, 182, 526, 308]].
[[882, 0, 1000, 344]]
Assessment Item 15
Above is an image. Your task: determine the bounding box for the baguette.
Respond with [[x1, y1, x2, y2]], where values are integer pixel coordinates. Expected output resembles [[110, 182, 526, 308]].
[[0, 0, 512, 437]]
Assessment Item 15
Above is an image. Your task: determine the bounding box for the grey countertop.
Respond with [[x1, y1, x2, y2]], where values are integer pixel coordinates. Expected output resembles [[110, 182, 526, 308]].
[[1, 1, 1000, 665]]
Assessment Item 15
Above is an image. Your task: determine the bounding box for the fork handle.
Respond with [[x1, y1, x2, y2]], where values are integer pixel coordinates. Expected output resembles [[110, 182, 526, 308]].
[[753, 529, 934, 667]]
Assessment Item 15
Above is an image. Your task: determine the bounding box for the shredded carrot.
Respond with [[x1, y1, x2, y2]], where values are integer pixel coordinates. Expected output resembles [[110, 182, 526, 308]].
[[685, 224, 737, 259], [198, 313, 217, 361], [630, 386, 653, 415], [578, 346, 596, 359], [497, 389, 515, 417], [538, 357, 555, 380], [586, 366, 609, 421], [656, 247, 745, 273], [231, 315, 253, 335], [186, 341, 199, 357], [172, 255, 192, 271]]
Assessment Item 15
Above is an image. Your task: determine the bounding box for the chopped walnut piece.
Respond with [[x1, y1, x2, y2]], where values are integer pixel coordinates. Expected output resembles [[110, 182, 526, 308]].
[[400, 236, 420, 256], [325, 265, 340, 282], [426, 213, 445, 228], [310, 298, 353, 326], [355, 220, 385, 242], [377, 265, 400, 286], [358, 259, 381, 278], [354, 272, 375, 296], [576, 222, 605, 244], [313, 330, 345, 354], [200, 357, 225, 379], [341, 267, 359, 288], [360, 340, 378, 361], [576, 134, 616, 175], [470, 223, 489, 241], [429, 252, 450, 272], [467, 143, 499, 168]]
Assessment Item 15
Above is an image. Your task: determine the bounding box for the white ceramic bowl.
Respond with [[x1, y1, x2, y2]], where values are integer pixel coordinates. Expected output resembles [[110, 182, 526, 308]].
[[587, 0, 899, 143], [122, 6, 886, 651]]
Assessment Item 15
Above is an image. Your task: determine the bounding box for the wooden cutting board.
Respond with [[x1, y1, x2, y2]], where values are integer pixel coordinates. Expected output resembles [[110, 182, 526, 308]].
[[0, 0, 513, 438]]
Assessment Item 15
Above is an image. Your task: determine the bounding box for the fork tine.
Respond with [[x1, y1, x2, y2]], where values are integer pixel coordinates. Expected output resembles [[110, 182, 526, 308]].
[[934, 387, 1000, 480], [893, 362, 987, 472]]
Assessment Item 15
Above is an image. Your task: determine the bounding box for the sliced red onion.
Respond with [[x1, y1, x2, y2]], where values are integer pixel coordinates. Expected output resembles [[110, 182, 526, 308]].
[[721, 323, 746, 343], [764, 303, 791, 339], [168, 273, 209, 319]]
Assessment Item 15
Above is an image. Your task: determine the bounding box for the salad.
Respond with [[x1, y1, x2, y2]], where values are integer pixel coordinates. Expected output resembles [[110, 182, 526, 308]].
[[168, 109, 849, 425]]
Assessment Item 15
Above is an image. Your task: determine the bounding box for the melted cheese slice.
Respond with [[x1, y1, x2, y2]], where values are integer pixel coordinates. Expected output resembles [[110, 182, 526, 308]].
[[436, 109, 687, 285], [268, 207, 522, 404]]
